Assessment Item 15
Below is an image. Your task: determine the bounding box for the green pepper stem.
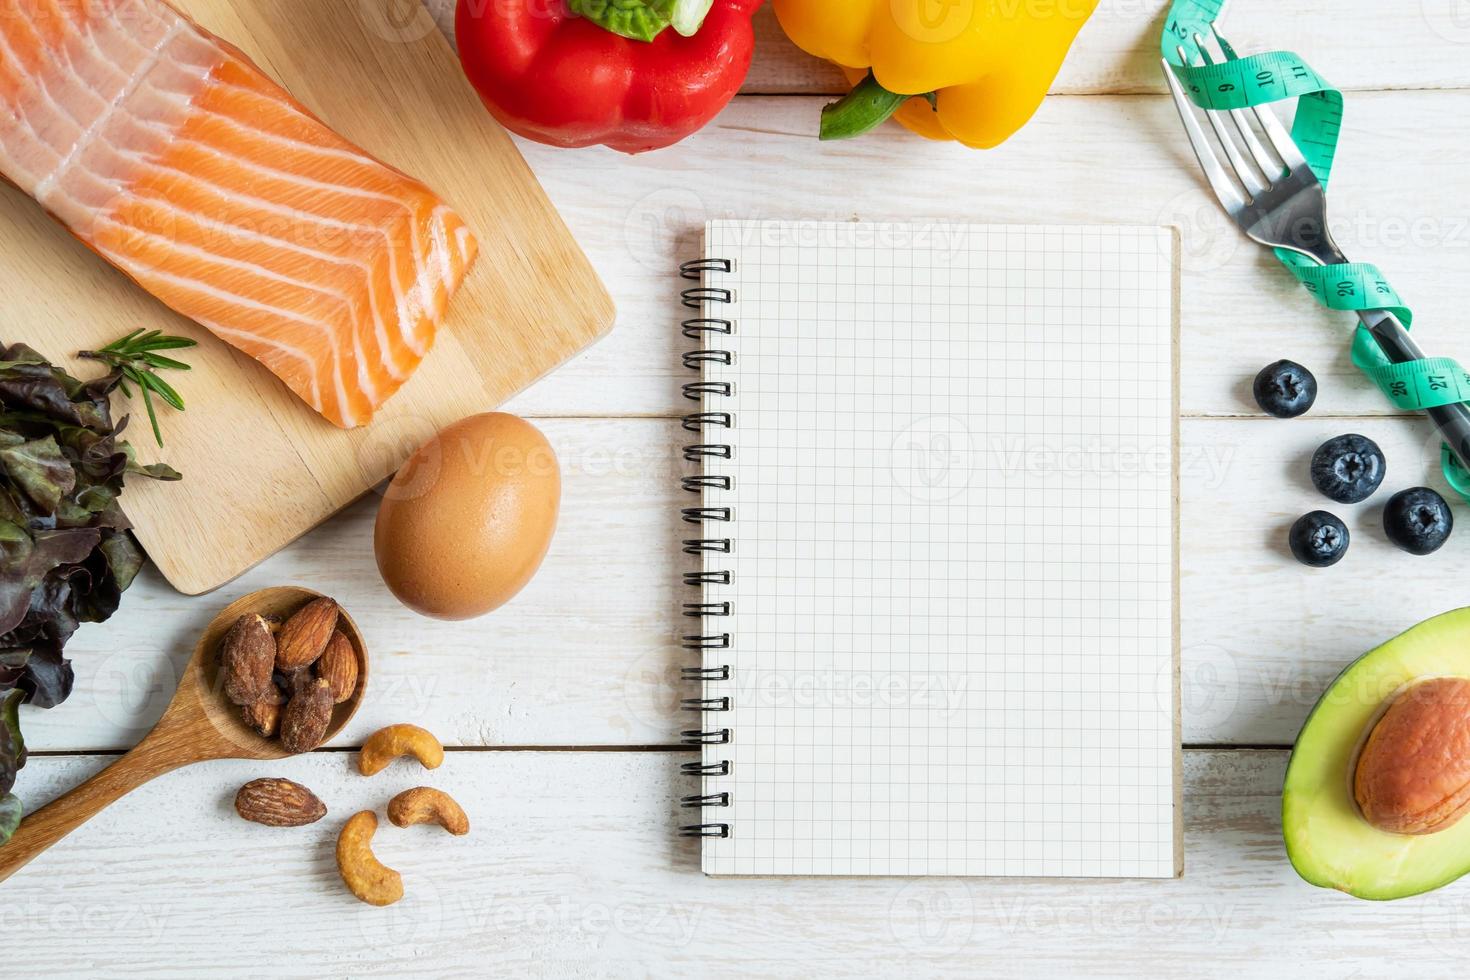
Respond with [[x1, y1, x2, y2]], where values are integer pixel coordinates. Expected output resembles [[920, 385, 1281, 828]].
[[567, 0, 710, 42], [819, 72, 931, 141], [671, 0, 713, 35]]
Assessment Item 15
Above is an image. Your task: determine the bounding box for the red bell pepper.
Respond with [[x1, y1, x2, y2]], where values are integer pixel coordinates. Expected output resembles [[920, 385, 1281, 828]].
[[456, 0, 762, 154]]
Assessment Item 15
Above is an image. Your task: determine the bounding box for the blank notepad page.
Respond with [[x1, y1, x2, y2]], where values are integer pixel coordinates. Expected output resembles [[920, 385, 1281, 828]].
[[695, 221, 1179, 878]]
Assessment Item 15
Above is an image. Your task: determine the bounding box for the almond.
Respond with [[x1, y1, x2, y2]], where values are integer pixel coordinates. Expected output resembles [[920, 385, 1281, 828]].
[[240, 697, 282, 738], [279, 676, 334, 754], [219, 614, 277, 705], [275, 597, 339, 672], [234, 777, 326, 827], [315, 630, 358, 704]]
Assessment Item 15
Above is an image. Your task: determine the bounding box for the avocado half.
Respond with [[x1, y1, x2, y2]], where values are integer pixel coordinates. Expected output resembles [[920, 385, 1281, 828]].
[[1283, 606, 1470, 900]]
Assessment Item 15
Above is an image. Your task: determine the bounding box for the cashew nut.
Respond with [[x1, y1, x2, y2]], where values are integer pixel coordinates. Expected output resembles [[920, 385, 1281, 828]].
[[358, 723, 444, 776], [335, 810, 404, 907], [387, 787, 469, 836]]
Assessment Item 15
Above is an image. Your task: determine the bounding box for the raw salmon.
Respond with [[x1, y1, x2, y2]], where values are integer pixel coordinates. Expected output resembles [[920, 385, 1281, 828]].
[[0, 0, 478, 428]]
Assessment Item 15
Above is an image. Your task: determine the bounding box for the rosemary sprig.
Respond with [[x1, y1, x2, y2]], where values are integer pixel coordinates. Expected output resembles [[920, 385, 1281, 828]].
[[79, 329, 197, 447]]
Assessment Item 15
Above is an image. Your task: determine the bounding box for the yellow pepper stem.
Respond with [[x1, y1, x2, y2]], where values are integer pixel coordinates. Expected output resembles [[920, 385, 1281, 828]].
[[819, 72, 934, 141]]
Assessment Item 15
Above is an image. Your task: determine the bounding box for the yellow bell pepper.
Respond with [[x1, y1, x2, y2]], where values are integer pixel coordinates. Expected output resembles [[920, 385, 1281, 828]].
[[772, 0, 1099, 148]]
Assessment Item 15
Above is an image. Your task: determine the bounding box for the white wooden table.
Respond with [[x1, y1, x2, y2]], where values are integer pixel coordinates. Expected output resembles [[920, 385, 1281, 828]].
[[12, 2, 1470, 974]]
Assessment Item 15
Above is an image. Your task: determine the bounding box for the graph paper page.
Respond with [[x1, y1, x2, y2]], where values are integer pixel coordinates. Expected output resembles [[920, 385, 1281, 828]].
[[696, 220, 1179, 878]]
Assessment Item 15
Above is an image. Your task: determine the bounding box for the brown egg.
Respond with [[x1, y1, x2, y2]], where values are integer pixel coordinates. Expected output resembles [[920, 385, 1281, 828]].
[[374, 413, 560, 620]]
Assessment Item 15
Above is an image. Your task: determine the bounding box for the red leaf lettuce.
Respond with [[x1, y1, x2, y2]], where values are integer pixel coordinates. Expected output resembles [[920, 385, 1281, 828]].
[[0, 343, 178, 843]]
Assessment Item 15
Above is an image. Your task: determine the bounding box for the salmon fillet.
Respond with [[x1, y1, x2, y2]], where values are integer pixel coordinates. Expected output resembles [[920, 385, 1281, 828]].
[[0, 0, 478, 428]]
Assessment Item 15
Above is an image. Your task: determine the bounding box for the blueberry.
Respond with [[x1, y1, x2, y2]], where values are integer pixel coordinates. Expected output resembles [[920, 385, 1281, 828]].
[[1383, 487, 1453, 555], [1289, 511, 1350, 567], [1253, 360, 1317, 418], [1310, 434, 1385, 504]]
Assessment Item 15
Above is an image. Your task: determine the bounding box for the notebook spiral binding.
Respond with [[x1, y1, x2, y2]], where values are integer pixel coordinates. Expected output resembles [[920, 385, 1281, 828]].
[[677, 256, 734, 841]]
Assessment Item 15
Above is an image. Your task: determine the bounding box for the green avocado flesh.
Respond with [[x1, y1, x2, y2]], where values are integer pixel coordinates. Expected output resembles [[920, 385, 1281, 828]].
[[1283, 606, 1470, 900]]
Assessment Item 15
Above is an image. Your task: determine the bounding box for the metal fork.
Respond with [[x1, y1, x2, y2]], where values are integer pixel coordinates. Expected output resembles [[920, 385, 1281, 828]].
[[1162, 30, 1470, 470]]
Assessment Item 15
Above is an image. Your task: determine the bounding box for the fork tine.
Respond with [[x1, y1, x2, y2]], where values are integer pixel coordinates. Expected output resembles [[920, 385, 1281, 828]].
[[1248, 89, 1310, 172], [1194, 31, 1284, 182], [1161, 58, 1247, 214], [1204, 25, 1310, 172], [1178, 43, 1267, 197]]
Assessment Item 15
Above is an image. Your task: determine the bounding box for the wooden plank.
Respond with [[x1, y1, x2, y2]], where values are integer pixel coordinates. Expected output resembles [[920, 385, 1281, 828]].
[[17, 0, 612, 595], [429, 0, 1470, 96], [31, 418, 681, 753], [497, 92, 1470, 421], [5, 748, 1465, 976], [1178, 414, 1465, 746], [19, 415, 1456, 753]]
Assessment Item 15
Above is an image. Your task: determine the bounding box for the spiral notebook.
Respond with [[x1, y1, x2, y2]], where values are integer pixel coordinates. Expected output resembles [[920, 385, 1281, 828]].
[[677, 220, 1181, 878]]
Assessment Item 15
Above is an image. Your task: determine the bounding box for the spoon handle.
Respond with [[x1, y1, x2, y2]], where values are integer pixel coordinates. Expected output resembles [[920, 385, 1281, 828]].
[[0, 725, 189, 885]]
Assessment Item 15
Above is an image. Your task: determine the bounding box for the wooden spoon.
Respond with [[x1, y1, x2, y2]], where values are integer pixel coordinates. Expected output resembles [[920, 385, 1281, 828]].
[[0, 586, 368, 884]]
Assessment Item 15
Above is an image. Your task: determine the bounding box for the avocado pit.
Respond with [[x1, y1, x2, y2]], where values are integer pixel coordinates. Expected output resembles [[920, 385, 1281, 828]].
[[1353, 677, 1470, 835]]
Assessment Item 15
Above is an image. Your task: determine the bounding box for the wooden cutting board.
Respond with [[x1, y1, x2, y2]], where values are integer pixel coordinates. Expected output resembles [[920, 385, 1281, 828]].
[[2, 0, 614, 595]]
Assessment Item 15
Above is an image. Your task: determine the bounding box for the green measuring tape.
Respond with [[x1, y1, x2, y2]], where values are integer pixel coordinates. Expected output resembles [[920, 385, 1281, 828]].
[[1161, 0, 1470, 499]]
